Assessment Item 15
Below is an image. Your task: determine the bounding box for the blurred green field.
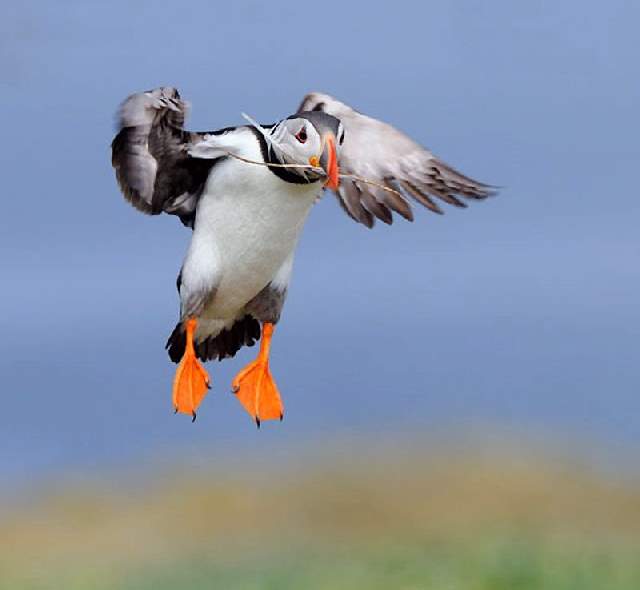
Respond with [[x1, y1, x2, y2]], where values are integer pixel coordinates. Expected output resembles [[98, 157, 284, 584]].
[[2, 443, 639, 589]]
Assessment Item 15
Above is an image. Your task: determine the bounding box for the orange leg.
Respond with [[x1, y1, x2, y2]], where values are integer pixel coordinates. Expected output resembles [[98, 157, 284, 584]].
[[232, 323, 283, 427], [172, 318, 210, 421]]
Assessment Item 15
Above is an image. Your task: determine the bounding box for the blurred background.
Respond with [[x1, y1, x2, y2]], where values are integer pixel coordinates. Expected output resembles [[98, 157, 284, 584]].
[[1, 1, 639, 588]]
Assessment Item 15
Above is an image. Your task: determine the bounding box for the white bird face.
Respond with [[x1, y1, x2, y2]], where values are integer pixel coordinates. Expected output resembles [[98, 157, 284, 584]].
[[269, 113, 344, 190]]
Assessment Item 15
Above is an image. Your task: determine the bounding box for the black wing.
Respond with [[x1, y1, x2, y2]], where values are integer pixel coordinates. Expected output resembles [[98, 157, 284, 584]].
[[111, 87, 217, 227]]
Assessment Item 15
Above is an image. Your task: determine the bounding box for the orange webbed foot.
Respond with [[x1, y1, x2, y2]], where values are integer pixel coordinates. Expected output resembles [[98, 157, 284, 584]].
[[232, 359, 283, 426], [231, 323, 283, 427], [172, 318, 210, 421]]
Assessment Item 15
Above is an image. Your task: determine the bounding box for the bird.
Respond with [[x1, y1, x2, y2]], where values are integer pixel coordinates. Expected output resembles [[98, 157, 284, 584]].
[[111, 87, 497, 426]]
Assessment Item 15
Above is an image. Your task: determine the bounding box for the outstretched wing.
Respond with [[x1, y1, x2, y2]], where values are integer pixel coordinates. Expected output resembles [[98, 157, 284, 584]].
[[111, 87, 217, 226], [297, 92, 497, 228]]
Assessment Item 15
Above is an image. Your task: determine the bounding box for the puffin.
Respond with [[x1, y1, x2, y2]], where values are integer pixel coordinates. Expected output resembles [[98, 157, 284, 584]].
[[111, 87, 496, 425]]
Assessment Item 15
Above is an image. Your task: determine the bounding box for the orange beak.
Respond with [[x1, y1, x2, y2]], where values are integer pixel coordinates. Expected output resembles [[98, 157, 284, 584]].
[[318, 133, 340, 190]]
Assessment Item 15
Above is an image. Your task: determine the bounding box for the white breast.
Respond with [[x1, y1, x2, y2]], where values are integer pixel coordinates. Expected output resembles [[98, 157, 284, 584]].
[[180, 133, 321, 326]]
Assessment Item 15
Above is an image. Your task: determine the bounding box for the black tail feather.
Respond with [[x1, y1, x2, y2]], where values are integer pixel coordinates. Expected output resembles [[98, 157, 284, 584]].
[[165, 315, 261, 363]]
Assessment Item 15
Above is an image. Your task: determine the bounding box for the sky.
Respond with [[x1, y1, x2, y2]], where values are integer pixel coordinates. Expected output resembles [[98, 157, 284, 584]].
[[0, 1, 638, 487]]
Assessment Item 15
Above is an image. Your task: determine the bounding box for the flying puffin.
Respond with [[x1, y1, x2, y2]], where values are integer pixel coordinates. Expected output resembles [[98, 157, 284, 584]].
[[111, 87, 496, 425]]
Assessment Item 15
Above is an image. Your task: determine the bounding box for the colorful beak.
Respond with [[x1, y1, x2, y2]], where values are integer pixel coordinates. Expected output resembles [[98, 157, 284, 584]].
[[318, 133, 339, 190]]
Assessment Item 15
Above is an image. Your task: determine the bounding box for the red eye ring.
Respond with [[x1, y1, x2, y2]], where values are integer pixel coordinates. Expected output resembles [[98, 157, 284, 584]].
[[295, 126, 307, 143]]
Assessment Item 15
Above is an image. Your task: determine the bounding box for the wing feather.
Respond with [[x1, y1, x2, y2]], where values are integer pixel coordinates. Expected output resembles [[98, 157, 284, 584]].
[[397, 180, 443, 215], [358, 184, 393, 225], [337, 181, 375, 228]]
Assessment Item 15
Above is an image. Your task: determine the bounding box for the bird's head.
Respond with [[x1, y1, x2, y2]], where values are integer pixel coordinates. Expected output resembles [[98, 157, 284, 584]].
[[268, 111, 344, 190]]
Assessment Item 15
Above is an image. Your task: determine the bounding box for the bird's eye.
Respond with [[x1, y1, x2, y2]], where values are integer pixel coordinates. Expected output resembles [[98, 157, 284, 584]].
[[339, 132, 345, 145], [295, 127, 307, 143]]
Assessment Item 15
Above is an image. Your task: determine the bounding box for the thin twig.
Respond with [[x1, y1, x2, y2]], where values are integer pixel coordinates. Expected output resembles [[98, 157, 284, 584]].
[[224, 152, 404, 199], [224, 151, 323, 173]]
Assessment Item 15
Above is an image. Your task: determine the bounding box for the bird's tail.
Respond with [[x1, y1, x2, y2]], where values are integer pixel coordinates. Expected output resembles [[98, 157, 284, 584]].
[[165, 315, 261, 363]]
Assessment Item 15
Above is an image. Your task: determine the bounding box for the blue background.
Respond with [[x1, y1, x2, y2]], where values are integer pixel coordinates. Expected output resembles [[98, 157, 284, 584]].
[[1, 1, 638, 486]]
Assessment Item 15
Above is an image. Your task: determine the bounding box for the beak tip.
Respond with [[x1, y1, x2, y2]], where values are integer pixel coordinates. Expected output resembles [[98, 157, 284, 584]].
[[322, 134, 340, 191], [325, 177, 339, 191]]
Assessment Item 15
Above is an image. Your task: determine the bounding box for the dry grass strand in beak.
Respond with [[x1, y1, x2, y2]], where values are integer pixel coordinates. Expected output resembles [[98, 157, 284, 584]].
[[222, 151, 404, 199], [223, 151, 324, 173]]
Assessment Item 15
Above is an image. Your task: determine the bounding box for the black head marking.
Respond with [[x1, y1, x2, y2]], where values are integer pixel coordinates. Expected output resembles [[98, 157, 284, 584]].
[[288, 111, 341, 138]]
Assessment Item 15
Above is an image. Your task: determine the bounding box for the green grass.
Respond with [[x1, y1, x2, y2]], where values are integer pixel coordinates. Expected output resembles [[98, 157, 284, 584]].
[[6, 536, 640, 590], [2, 445, 639, 589], [129, 540, 640, 590]]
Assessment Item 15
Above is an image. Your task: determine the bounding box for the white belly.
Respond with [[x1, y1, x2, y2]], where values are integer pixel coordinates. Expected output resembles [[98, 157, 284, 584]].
[[181, 152, 320, 327]]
